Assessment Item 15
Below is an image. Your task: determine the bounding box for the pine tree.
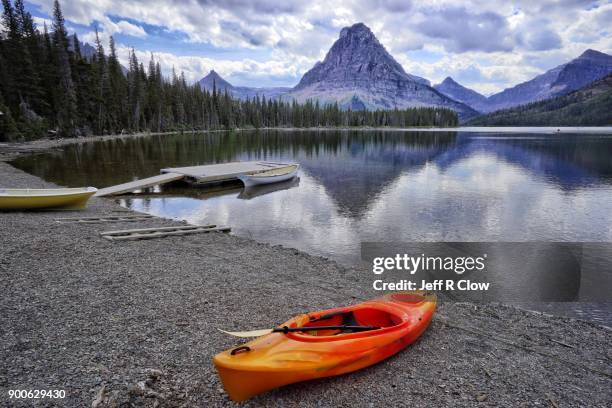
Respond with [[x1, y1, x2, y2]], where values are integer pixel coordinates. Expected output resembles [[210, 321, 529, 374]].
[[0, 0, 460, 139], [40, 22, 57, 123], [91, 28, 110, 133], [52, 0, 78, 136], [13, 0, 45, 115], [0, 88, 19, 141], [106, 36, 125, 133], [127, 49, 143, 130], [1, 0, 20, 109]]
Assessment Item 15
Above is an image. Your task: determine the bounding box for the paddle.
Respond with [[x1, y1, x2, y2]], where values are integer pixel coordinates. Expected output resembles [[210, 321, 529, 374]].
[[218, 325, 381, 338]]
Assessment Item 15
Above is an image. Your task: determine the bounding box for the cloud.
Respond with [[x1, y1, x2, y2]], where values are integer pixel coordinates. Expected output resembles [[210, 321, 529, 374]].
[[24, 0, 611, 94], [416, 7, 513, 53], [114, 20, 147, 38], [114, 45, 311, 85], [32, 16, 53, 31], [522, 29, 563, 51]]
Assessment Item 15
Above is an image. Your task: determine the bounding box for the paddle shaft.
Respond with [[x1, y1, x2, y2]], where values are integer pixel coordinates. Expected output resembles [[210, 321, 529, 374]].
[[273, 325, 380, 333]]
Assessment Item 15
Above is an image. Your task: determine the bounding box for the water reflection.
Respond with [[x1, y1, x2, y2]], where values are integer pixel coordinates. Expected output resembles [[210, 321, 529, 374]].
[[11, 129, 612, 324], [238, 177, 301, 200], [12, 129, 612, 263]]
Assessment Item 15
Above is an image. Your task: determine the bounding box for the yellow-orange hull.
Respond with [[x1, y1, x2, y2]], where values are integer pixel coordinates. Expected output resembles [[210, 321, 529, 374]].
[[214, 291, 437, 401], [0, 187, 97, 210]]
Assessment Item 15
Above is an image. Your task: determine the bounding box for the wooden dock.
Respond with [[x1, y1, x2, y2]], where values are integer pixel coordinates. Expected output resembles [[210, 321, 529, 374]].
[[161, 161, 292, 184], [94, 173, 184, 197], [100, 224, 231, 241], [95, 161, 294, 197]]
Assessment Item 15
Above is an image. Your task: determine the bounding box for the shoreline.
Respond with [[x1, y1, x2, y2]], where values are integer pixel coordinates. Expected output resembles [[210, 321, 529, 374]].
[[1, 131, 611, 406], [2, 125, 612, 161]]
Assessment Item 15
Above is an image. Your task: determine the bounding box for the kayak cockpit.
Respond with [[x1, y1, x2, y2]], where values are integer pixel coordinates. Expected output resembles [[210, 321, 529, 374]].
[[290, 308, 403, 337]]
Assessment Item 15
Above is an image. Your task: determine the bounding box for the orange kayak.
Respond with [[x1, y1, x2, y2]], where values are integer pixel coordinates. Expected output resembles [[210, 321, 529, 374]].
[[213, 291, 437, 401]]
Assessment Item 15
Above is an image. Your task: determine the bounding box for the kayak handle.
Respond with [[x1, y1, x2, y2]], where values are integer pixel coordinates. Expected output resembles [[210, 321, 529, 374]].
[[273, 325, 380, 334], [230, 346, 251, 355]]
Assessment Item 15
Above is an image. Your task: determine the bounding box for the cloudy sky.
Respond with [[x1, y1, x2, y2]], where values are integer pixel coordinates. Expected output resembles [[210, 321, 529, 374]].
[[24, 0, 612, 95]]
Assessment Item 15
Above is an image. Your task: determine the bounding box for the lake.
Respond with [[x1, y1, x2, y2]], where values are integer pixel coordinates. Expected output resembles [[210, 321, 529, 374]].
[[12, 129, 612, 322]]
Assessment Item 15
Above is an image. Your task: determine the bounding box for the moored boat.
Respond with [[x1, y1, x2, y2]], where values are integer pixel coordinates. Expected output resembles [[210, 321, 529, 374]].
[[213, 291, 437, 401], [0, 187, 97, 210], [237, 164, 299, 187]]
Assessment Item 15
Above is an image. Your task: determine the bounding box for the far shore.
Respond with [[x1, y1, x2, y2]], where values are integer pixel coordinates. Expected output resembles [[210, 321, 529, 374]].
[[2, 125, 612, 161]]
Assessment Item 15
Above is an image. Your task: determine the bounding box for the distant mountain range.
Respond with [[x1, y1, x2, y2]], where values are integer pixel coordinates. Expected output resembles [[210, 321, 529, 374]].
[[199, 70, 290, 100], [199, 23, 478, 120], [197, 22, 612, 123], [466, 73, 612, 126], [481, 49, 612, 112]]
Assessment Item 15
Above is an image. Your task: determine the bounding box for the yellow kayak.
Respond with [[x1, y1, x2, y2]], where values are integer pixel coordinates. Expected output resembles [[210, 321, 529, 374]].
[[0, 187, 97, 210]]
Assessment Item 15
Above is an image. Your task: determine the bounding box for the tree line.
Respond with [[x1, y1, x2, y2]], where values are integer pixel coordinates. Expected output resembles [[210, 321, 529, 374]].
[[0, 0, 458, 142]]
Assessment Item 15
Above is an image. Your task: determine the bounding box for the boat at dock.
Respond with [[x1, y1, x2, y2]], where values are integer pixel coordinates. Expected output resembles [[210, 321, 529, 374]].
[[0, 187, 97, 210], [237, 164, 299, 187], [213, 291, 437, 401], [94, 161, 298, 197], [237, 177, 300, 200]]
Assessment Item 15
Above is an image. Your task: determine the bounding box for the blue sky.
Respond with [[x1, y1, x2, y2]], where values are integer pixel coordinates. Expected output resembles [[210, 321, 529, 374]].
[[23, 0, 612, 95]]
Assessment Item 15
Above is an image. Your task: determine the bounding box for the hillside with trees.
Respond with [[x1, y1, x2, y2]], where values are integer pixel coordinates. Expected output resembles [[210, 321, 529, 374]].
[[0, 0, 457, 142], [467, 74, 612, 126]]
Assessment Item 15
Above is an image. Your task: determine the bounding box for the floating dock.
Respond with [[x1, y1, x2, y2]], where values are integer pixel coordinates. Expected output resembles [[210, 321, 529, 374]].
[[94, 161, 293, 197], [161, 161, 292, 184]]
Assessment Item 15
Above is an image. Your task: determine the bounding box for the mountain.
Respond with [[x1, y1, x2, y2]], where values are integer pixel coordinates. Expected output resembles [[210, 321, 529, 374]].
[[68, 37, 96, 60], [198, 70, 234, 93], [68, 38, 128, 75], [434, 77, 488, 112], [484, 49, 612, 112], [467, 73, 612, 126], [284, 23, 478, 120], [198, 70, 291, 100]]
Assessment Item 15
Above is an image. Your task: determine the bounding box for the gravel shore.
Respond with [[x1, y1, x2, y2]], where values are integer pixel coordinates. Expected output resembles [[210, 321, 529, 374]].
[[0, 140, 611, 407]]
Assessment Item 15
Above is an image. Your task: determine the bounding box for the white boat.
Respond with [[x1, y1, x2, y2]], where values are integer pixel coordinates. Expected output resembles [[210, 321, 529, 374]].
[[238, 177, 300, 200], [237, 164, 299, 187]]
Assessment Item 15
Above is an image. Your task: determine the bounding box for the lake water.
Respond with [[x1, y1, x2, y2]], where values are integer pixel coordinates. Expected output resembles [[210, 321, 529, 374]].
[[12, 129, 612, 323]]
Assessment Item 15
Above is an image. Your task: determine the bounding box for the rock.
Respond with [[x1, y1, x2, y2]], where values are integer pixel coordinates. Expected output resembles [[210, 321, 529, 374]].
[[476, 393, 488, 402], [146, 368, 163, 379], [137, 381, 147, 392], [128, 384, 144, 397], [91, 385, 107, 408]]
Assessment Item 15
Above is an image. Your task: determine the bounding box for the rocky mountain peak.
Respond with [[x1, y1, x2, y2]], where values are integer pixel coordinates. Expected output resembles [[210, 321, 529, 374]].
[[295, 22, 428, 90], [440, 77, 458, 86], [339, 22, 375, 40], [434, 77, 488, 112], [578, 49, 610, 61], [287, 22, 477, 119], [204, 70, 224, 82], [199, 70, 234, 92]]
